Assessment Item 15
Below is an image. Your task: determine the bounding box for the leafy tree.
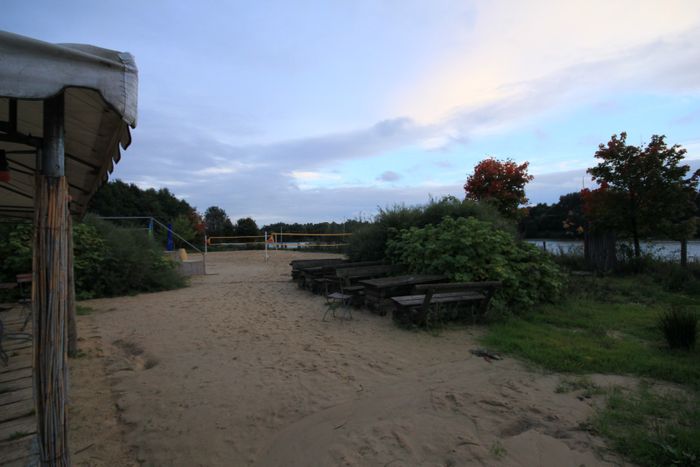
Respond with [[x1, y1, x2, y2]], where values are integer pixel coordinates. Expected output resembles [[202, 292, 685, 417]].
[[204, 206, 234, 237], [586, 133, 700, 258], [90, 179, 196, 221], [464, 158, 534, 218], [234, 217, 260, 237], [171, 214, 198, 248]]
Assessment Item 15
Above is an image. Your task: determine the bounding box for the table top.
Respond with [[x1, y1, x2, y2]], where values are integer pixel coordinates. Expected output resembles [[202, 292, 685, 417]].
[[358, 274, 447, 289]]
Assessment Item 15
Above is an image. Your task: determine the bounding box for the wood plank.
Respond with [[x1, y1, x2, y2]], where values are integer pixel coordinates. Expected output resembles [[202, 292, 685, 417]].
[[1, 342, 32, 353], [0, 368, 31, 384], [0, 388, 33, 406], [0, 357, 32, 374], [359, 274, 447, 289], [0, 416, 36, 442], [0, 399, 34, 423], [392, 292, 486, 307], [414, 281, 502, 292], [0, 435, 37, 464], [0, 376, 32, 393]]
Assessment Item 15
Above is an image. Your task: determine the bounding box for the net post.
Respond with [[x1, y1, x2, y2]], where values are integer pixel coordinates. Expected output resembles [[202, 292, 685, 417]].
[[264, 231, 269, 262]]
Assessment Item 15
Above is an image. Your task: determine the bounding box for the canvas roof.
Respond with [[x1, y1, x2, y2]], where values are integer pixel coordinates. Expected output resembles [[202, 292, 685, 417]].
[[0, 30, 138, 218]]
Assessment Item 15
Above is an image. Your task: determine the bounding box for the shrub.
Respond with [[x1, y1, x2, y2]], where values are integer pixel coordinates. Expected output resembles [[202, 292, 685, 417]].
[[345, 223, 386, 261], [659, 305, 698, 350], [347, 196, 515, 262], [386, 216, 564, 314], [0, 222, 32, 282], [81, 216, 186, 298]]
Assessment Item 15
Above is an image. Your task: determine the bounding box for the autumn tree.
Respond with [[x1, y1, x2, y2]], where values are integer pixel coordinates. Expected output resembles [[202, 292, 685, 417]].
[[464, 158, 534, 218], [586, 132, 699, 259]]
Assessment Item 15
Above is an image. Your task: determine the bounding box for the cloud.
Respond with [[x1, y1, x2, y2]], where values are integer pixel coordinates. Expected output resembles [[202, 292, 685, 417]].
[[377, 170, 401, 182], [98, 1, 700, 223]]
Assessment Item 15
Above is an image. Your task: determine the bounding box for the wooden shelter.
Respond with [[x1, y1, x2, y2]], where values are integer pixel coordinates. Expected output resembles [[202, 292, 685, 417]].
[[0, 31, 138, 465]]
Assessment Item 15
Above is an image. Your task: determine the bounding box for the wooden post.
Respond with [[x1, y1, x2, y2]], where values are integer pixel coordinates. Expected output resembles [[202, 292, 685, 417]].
[[33, 93, 71, 466], [67, 214, 77, 358], [584, 229, 616, 273]]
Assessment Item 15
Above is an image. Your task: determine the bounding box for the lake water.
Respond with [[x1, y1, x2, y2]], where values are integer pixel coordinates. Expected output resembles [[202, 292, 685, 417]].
[[526, 239, 700, 262]]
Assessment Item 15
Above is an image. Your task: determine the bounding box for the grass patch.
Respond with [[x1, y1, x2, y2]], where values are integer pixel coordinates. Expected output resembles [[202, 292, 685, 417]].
[[481, 276, 700, 389], [592, 383, 699, 466], [489, 440, 507, 460], [76, 305, 93, 316]]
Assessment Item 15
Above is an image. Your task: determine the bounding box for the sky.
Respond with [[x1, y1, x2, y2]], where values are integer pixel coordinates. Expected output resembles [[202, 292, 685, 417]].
[[3, 0, 700, 224]]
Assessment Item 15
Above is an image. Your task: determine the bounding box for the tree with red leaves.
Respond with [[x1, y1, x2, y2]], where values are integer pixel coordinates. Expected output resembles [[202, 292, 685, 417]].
[[464, 158, 534, 218], [586, 132, 699, 259]]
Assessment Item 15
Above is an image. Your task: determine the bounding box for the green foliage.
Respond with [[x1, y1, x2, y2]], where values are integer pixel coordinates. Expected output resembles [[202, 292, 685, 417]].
[[234, 217, 260, 237], [347, 196, 515, 262], [89, 179, 196, 221], [346, 223, 387, 261], [520, 192, 585, 239], [204, 205, 234, 237], [171, 214, 198, 249], [386, 216, 563, 313], [481, 275, 700, 389], [586, 133, 699, 256], [73, 222, 106, 298], [79, 216, 186, 298], [593, 384, 700, 467], [659, 306, 697, 350], [0, 222, 32, 282]]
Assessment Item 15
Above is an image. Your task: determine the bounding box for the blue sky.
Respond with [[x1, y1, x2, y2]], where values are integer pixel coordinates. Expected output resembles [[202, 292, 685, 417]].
[[3, 1, 700, 223]]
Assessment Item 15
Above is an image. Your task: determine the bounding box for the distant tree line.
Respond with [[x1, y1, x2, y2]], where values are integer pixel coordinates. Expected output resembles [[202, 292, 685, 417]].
[[519, 192, 586, 239]]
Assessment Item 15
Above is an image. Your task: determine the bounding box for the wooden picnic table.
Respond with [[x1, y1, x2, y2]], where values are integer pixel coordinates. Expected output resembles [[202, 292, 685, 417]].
[[297, 260, 384, 292], [290, 258, 345, 281], [391, 281, 502, 326], [359, 274, 447, 315]]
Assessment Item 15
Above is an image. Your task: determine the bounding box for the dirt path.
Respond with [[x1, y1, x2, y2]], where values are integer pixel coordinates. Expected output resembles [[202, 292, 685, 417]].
[[68, 251, 625, 466]]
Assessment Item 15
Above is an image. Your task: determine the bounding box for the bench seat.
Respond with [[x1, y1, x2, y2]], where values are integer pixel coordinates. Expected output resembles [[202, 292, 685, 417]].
[[391, 281, 501, 327], [391, 291, 485, 307]]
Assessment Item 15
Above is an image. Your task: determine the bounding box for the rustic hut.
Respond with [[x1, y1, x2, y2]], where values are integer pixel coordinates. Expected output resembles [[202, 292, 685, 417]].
[[0, 30, 138, 465]]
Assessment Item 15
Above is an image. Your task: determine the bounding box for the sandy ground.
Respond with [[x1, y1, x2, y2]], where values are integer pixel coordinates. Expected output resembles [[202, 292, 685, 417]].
[[67, 251, 628, 466]]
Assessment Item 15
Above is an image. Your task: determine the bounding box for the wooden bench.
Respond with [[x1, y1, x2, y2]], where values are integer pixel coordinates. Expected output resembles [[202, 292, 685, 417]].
[[320, 264, 400, 305], [290, 258, 345, 281], [359, 274, 447, 315], [391, 281, 502, 326], [301, 260, 384, 293]]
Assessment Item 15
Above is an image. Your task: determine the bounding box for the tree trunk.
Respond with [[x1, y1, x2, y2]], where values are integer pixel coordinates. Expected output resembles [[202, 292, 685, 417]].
[[633, 234, 641, 259], [584, 230, 616, 273], [680, 239, 688, 268]]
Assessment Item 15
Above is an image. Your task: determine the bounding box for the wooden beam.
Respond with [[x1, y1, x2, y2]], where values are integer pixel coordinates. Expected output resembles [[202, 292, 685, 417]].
[[33, 93, 71, 466]]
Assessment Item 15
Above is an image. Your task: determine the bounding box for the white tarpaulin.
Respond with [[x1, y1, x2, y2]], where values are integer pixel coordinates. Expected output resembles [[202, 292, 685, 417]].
[[0, 30, 138, 218]]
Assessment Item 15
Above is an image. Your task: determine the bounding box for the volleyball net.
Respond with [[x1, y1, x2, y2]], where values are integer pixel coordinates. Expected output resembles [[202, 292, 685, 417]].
[[206, 232, 352, 249]]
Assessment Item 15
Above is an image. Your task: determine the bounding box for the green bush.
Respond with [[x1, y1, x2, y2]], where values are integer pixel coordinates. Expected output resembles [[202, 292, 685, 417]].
[[347, 196, 515, 262], [659, 305, 698, 350], [79, 216, 186, 298], [0, 217, 186, 301], [386, 216, 564, 314], [0, 222, 32, 282]]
